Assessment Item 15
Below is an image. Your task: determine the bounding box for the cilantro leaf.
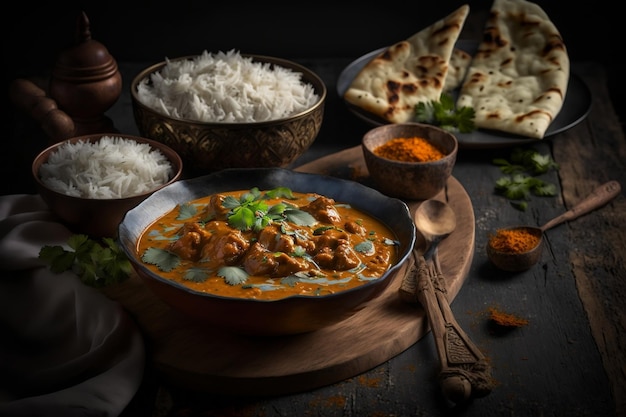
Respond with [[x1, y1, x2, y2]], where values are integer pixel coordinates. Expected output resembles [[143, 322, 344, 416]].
[[39, 245, 76, 273], [492, 148, 559, 211], [532, 182, 557, 196], [177, 203, 198, 220], [222, 195, 242, 209], [228, 206, 257, 230], [354, 240, 375, 256], [495, 175, 532, 200], [142, 247, 180, 272], [284, 208, 317, 226], [38, 235, 132, 287], [414, 93, 476, 133], [218, 266, 248, 285], [184, 267, 210, 283], [415, 101, 436, 124], [68, 234, 90, 251], [264, 187, 296, 200], [506, 147, 559, 175], [313, 225, 340, 235]]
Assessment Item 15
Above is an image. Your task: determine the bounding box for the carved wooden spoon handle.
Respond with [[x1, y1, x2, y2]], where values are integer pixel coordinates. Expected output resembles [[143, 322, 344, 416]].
[[406, 251, 494, 404], [431, 251, 494, 402], [540, 180, 621, 231]]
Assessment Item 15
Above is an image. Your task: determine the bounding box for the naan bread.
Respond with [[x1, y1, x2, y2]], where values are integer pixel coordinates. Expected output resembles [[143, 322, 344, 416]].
[[444, 48, 472, 92], [456, 0, 570, 139], [344, 5, 470, 124]]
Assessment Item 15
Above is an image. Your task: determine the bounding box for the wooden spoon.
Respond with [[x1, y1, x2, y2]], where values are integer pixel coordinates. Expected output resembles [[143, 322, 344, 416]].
[[487, 180, 622, 272], [400, 199, 494, 404]]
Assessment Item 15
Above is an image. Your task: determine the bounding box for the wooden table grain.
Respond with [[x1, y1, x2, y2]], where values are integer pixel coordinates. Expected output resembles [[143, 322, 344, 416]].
[[7, 59, 625, 417]]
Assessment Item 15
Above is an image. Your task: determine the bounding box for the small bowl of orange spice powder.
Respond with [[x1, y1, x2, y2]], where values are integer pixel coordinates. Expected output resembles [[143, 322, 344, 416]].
[[362, 123, 458, 200], [486, 226, 544, 272]]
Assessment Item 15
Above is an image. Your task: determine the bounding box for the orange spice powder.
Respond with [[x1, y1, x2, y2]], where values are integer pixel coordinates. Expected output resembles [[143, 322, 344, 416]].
[[488, 228, 540, 254], [488, 307, 529, 327], [374, 137, 445, 162]]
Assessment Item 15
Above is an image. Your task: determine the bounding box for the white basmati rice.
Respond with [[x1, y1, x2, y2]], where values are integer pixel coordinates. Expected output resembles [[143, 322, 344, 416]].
[[39, 136, 174, 199], [136, 49, 320, 123]]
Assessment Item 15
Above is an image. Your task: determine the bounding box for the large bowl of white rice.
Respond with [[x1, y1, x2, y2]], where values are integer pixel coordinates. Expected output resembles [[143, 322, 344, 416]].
[[32, 134, 184, 238], [130, 50, 326, 174]]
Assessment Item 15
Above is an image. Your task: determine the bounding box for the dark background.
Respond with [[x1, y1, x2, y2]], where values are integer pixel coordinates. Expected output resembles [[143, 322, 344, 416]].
[[3, 2, 621, 77], [3, 2, 623, 194]]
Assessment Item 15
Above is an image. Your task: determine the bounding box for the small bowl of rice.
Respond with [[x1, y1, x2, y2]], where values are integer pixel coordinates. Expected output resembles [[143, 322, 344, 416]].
[[32, 134, 183, 238], [130, 50, 326, 174]]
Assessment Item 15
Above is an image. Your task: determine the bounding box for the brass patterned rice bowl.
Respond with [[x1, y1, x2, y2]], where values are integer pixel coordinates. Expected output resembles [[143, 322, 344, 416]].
[[130, 54, 326, 174]]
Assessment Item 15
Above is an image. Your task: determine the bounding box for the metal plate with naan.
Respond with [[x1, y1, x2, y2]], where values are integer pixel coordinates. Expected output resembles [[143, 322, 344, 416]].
[[337, 40, 592, 149]]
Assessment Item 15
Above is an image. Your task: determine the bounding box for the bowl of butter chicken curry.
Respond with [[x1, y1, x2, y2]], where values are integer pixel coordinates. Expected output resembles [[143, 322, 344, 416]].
[[118, 168, 415, 335]]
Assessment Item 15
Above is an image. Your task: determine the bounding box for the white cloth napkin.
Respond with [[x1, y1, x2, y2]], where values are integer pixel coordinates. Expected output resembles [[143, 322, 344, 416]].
[[0, 194, 146, 417]]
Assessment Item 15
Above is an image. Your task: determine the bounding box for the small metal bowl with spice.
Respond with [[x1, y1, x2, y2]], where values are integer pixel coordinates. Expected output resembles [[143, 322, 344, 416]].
[[362, 123, 458, 200]]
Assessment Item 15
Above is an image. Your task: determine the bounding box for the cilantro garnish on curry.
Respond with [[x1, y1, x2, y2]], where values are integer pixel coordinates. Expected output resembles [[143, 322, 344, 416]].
[[137, 187, 400, 300]]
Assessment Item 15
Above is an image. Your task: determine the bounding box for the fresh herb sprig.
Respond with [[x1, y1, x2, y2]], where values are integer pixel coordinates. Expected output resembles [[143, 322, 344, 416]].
[[493, 148, 559, 211], [223, 187, 316, 232], [415, 93, 476, 133], [39, 234, 132, 287]]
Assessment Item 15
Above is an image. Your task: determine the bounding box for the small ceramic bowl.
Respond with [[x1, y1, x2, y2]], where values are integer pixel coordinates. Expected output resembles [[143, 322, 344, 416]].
[[32, 133, 183, 238], [362, 123, 458, 200], [118, 168, 416, 335], [130, 53, 326, 174]]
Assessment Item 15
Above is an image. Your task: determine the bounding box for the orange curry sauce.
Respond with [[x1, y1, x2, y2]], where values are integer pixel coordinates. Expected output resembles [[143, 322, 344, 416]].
[[136, 188, 399, 300]]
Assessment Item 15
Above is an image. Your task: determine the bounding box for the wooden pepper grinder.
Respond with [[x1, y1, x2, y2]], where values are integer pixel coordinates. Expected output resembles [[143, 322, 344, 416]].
[[49, 11, 122, 135]]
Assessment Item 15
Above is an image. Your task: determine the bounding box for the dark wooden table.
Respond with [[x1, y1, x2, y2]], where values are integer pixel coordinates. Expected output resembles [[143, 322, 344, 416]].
[[6, 58, 625, 417]]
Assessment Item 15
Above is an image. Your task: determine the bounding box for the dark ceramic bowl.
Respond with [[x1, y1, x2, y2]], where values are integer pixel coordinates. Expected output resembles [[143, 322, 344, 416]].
[[32, 134, 183, 238], [362, 123, 458, 200], [118, 168, 416, 335], [130, 54, 326, 174]]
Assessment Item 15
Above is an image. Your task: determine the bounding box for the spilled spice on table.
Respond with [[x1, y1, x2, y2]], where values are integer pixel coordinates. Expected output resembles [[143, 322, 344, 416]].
[[374, 137, 445, 162], [308, 394, 347, 410], [358, 374, 382, 388], [488, 227, 540, 253], [488, 306, 529, 327]]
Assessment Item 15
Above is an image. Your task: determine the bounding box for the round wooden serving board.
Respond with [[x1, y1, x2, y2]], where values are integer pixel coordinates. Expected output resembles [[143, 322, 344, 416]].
[[101, 145, 475, 396]]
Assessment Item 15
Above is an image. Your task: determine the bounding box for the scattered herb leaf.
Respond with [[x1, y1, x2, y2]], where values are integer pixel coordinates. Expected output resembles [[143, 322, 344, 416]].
[[492, 148, 559, 211], [493, 147, 559, 175]]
